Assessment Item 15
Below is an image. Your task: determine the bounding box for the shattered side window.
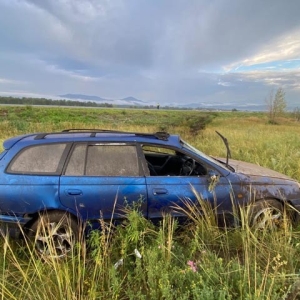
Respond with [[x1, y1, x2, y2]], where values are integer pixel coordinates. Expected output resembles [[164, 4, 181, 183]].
[[8, 143, 67, 174], [65, 144, 140, 176]]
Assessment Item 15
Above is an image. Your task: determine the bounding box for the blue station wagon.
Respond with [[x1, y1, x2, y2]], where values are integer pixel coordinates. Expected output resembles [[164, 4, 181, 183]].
[[0, 129, 299, 257]]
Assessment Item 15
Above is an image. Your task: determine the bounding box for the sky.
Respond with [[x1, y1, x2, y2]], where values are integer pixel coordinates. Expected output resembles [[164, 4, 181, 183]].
[[0, 0, 300, 109]]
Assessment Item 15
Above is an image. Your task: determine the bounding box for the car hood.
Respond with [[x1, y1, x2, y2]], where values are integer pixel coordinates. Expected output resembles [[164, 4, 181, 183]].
[[215, 157, 293, 180]]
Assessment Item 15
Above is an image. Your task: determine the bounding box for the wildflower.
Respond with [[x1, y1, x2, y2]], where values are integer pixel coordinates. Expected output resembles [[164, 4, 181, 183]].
[[114, 258, 123, 269], [134, 248, 142, 259], [187, 260, 197, 272]]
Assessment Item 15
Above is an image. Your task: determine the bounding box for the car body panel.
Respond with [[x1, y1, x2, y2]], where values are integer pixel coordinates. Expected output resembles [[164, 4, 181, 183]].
[[59, 176, 147, 225], [216, 157, 294, 180], [0, 174, 60, 215], [215, 157, 300, 202], [145, 175, 233, 219]]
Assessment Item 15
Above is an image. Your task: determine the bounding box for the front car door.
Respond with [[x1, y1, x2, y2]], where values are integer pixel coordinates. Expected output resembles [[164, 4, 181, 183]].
[[140, 144, 233, 224]]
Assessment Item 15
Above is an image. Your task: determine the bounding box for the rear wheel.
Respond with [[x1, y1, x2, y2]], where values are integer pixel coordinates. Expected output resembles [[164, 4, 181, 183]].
[[248, 200, 284, 230], [29, 211, 79, 259]]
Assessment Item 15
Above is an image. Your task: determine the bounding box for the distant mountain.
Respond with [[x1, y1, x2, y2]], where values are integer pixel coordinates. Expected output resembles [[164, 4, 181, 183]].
[[59, 94, 106, 101], [177, 102, 268, 111], [121, 96, 144, 103], [58, 94, 271, 111], [59, 93, 147, 106]]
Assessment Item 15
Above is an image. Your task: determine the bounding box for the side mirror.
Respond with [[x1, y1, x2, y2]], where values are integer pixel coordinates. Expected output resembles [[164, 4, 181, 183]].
[[207, 170, 220, 182], [207, 170, 220, 192]]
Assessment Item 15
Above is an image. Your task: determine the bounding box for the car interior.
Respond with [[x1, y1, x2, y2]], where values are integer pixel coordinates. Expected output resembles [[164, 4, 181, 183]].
[[142, 145, 207, 176]]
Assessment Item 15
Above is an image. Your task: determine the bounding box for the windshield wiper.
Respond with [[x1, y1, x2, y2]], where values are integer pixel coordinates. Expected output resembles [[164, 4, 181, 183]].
[[216, 131, 231, 168]]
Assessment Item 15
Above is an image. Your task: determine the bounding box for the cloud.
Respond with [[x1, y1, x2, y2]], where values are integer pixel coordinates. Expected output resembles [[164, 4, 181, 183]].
[[0, 0, 72, 55], [0, 0, 300, 107], [38, 60, 102, 82], [0, 78, 24, 85], [218, 81, 234, 87], [225, 29, 300, 72]]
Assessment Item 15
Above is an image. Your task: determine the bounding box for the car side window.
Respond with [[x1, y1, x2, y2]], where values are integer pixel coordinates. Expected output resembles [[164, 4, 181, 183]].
[[65, 144, 140, 176], [8, 143, 68, 174]]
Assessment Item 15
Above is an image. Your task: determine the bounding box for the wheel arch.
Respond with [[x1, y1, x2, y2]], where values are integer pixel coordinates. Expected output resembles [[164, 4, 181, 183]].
[[250, 197, 299, 226], [23, 209, 82, 233]]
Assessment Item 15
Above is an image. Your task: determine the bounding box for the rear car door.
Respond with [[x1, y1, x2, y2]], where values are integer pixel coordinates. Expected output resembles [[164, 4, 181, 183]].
[[0, 143, 70, 230], [59, 143, 147, 227]]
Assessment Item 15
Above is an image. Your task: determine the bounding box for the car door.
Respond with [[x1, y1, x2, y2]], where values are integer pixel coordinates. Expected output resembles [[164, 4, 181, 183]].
[[59, 143, 147, 227], [145, 175, 232, 220], [141, 145, 232, 221]]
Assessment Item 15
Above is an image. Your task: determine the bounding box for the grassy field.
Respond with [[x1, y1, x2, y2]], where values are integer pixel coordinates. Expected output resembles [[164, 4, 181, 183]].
[[0, 105, 300, 299]]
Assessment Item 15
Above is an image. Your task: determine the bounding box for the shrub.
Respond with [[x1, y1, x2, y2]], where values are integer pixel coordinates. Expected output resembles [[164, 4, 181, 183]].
[[184, 113, 216, 136]]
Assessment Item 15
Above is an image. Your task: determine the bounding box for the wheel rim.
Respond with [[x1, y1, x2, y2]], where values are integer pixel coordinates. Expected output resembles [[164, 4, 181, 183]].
[[35, 220, 75, 258], [252, 206, 283, 229]]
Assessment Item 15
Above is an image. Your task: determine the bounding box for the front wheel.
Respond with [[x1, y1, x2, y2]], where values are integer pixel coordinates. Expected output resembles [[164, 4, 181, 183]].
[[29, 211, 80, 259], [248, 200, 285, 230]]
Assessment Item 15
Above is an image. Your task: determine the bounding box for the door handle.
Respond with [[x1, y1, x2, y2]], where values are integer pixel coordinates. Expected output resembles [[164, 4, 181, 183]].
[[153, 188, 168, 195], [66, 189, 83, 196]]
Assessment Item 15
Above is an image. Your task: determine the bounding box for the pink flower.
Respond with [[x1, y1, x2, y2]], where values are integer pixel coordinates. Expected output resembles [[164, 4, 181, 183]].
[[187, 260, 197, 272]]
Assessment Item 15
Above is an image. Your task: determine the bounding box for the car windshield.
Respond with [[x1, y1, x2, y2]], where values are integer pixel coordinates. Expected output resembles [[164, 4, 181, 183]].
[[181, 139, 232, 171]]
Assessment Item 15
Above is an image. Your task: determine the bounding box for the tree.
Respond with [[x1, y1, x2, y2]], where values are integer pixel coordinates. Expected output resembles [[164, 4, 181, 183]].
[[293, 107, 300, 121], [266, 87, 286, 124]]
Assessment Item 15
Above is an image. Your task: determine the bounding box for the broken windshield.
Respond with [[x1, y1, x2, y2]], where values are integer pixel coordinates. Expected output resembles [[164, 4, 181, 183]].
[[181, 139, 232, 171]]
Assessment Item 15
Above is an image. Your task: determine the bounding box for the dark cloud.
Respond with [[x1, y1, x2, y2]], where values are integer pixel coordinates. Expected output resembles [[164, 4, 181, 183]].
[[0, 0, 300, 107]]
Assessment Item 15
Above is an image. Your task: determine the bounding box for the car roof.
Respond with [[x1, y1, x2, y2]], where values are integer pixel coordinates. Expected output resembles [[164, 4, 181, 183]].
[[3, 129, 182, 150]]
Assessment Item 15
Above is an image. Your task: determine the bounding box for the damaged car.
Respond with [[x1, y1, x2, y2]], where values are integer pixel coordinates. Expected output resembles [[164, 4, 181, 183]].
[[0, 129, 299, 257]]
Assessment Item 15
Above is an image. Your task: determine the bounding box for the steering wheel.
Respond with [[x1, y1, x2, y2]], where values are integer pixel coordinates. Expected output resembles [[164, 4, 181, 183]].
[[180, 158, 196, 175]]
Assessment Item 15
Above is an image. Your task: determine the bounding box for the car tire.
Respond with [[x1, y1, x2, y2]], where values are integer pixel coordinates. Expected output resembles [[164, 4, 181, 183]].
[[29, 211, 80, 258], [248, 199, 284, 230]]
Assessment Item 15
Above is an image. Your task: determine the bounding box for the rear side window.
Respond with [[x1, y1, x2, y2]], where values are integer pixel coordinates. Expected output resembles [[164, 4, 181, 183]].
[[8, 144, 68, 174], [65, 144, 140, 176]]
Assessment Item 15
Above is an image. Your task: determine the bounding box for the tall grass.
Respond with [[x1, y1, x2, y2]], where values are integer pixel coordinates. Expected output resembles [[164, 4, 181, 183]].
[[1, 199, 300, 299]]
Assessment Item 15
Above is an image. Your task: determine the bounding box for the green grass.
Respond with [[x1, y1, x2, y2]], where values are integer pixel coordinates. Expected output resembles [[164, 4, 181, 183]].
[[2, 200, 300, 299], [0, 105, 300, 299]]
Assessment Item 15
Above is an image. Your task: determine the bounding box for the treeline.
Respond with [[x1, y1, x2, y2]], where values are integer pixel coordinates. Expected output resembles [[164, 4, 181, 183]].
[[0, 96, 114, 107], [0, 96, 200, 110]]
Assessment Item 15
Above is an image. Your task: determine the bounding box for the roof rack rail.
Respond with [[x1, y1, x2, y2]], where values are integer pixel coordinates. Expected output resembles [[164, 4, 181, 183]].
[[34, 129, 170, 141], [61, 129, 112, 132], [61, 129, 170, 140]]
